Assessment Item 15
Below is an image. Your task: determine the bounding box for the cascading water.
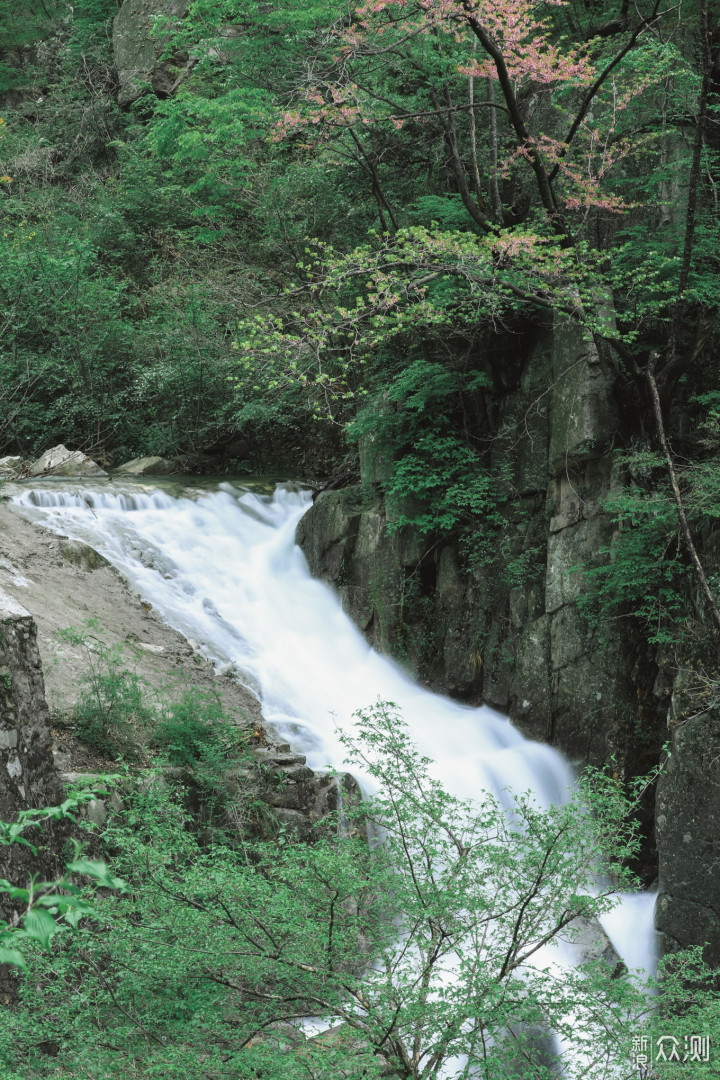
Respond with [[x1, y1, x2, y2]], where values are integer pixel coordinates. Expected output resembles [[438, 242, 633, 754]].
[[9, 479, 657, 978]]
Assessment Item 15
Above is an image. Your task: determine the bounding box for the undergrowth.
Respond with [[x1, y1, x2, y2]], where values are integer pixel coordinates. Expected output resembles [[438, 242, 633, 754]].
[[57, 622, 252, 816]]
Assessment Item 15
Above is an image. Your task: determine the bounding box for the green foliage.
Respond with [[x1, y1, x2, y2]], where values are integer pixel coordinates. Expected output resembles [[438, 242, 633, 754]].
[[152, 685, 251, 812], [152, 686, 232, 768], [58, 625, 154, 760], [58, 622, 254, 825], [576, 450, 720, 644], [408, 194, 480, 232], [0, 702, 675, 1079], [0, 791, 126, 970], [577, 486, 688, 645], [646, 948, 720, 1079], [0, 0, 715, 505], [384, 434, 487, 533], [348, 359, 505, 554]]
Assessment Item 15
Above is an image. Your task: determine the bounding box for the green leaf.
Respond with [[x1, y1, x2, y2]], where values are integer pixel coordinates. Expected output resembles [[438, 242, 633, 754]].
[[0, 881, 30, 903], [0, 947, 26, 970], [23, 908, 59, 949], [67, 859, 127, 892]]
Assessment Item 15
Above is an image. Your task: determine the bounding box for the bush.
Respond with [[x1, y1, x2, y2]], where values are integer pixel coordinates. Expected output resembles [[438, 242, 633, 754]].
[[6, 704, 716, 1080], [152, 684, 254, 820], [58, 625, 154, 760], [152, 686, 233, 768]]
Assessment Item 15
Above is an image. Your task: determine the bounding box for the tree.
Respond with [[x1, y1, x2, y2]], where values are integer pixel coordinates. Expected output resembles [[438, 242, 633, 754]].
[[6, 703, 671, 1080], [221, 0, 710, 411]]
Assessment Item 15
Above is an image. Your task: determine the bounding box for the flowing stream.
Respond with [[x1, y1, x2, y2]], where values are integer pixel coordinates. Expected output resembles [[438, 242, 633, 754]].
[[8, 479, 657, 979]]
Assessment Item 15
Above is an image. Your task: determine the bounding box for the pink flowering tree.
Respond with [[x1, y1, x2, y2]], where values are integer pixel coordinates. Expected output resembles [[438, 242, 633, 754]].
[[273, 0, 673, 229], [163, 0, 712, 427], [225, 0, 700, 417]]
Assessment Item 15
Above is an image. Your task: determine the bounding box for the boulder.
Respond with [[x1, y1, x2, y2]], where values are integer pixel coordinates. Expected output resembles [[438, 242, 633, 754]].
[[28, 445, 107, 478], [0, 456, 23, 475], [58, 539, 110, 572], [114, 455, 179, 476], [113, 0, 190, 107]]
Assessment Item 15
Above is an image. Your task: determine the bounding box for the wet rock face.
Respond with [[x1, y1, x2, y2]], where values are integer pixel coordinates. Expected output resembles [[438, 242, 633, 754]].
[[113, 0, 189, 107], [655, 708, 720, 966]]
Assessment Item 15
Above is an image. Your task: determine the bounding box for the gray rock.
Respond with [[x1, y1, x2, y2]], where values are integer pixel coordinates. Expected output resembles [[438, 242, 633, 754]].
[[568, 914, 622, 970], [548, 313, 618, 472], [275, 763, 316, 783], [60, 771, 107, 785], [655, 707, 720, 965], [252, 750, 307, 768], [113, 0, 190, 107], [0, 589, 62, 814], [58, 539, 110, 572], [295, 307, 641, 776], [52, 742, 73, 772], [0, 456, 23, 475], [85, 799, 108, 827], [114, 456, 179, 476], [295, 486, 366, 585], [28, 445, 107, 478], [0, 589, 66, 993]]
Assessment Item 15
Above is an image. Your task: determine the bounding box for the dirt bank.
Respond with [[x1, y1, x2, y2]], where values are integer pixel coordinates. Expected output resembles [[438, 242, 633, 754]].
[[0, 500, 265, 767]]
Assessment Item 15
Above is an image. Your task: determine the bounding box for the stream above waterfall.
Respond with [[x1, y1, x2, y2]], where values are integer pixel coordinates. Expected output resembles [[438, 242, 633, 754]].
[[5, 476, 658, 978]]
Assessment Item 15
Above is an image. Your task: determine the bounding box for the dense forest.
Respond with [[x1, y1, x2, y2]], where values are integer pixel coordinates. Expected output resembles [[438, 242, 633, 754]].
[[1, 0, 720, 1077]]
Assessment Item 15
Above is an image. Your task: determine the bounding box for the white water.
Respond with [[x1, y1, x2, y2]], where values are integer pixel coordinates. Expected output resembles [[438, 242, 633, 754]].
[[10, 480, 657, 976]]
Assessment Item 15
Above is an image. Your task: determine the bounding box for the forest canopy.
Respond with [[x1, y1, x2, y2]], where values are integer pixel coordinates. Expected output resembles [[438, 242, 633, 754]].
[[0, 0, 715, 463]]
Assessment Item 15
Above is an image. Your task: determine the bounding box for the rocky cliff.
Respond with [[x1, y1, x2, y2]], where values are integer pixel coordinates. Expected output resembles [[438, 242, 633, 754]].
[[113, 0, 190, 106], [298, 318, 656, 771], [0, 590, 61, 817], [296, 315, 720, 964]]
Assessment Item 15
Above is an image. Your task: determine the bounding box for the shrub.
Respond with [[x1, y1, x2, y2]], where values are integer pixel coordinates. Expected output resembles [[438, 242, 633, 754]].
[[58, 625, 154, 760]]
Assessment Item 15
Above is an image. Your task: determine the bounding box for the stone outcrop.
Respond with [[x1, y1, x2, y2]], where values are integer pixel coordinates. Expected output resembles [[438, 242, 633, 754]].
[[298, 318, 644, 769], [57, 539, 111, 572], [299, 312, 720, 963], [63, 746, 359, 844], [655, 701, 720, 967], [165, 743, 361, 842], [115, 455, 179, 476], [113, 0, 190, 107], [0, 589, 62, 816], [0, 456, 23, 476], [28, 444, 106, 478], [0, 589, 65, 992]]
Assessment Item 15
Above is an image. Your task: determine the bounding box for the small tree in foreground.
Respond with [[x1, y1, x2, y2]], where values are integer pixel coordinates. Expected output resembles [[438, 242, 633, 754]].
[[5, 703, 682, 1079]]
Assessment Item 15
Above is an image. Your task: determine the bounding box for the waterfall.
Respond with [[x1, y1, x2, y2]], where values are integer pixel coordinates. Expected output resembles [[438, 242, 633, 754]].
[[10, 479, 657, 977]]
